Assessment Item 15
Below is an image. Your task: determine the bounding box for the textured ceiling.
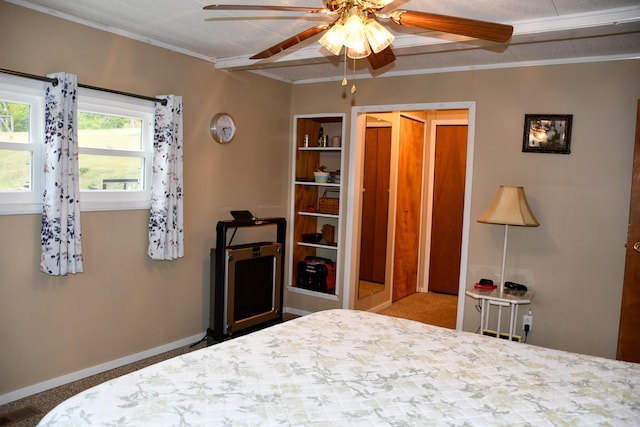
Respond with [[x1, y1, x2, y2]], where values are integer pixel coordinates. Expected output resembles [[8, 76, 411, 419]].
[[8, 0, 640, 83]]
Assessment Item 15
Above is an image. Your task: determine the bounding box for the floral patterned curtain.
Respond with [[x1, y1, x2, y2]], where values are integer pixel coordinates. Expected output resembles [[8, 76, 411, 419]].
[[40, 72, 83, 275], [148, 95, 184, 260]]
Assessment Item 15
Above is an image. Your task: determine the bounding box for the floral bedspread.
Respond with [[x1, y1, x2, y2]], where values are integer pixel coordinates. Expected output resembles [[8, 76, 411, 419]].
[[38, 309, 640, 426]]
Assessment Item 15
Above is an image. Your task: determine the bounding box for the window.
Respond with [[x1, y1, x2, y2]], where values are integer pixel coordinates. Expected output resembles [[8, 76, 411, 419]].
[[0, 101, 33, 190], [77, 89, 154, 211], [0, 74, 154, 214], [0, 77, 44, 214]]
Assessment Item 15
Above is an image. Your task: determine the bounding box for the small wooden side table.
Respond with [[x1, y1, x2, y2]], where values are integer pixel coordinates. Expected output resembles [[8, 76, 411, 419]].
[[466, 287, 534, 342]]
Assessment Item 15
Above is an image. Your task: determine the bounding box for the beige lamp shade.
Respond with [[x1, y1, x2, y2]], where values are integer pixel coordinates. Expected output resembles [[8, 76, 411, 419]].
[[478, 186, 539, 227]]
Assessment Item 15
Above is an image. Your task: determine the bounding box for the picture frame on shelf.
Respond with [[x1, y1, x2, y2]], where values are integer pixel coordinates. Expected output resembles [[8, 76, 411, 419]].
[[522, 114, 573, 154]]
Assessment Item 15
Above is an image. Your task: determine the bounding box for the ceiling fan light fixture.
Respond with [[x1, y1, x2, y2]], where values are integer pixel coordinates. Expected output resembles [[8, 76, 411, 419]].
[[364, 18, 394, 53], [347, 42, 371, 59], [318, 22, 345, 55], [365, 0, 395, 6], [342, 14, 367, 51]]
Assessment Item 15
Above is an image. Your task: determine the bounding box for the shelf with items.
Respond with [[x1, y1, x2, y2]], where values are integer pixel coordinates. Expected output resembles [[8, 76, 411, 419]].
[[289, 114, 344, 298], [294, 157, 341, 186], [298, 148, 342, 156], [297, 211, 339, 219], [292, 184, 339, 251], [294, 181, 341, 187]]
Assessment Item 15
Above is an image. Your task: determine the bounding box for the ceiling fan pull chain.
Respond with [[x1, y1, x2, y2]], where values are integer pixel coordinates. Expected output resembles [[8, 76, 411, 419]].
[[351, 57, 357, 94], [342, 49, 348, 87]]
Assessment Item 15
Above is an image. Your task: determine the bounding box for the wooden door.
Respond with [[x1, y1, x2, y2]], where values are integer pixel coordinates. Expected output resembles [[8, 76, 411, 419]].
[[359, 127, 391, 283], [392, 116, 424, 302], [428, 125, 468, 295], [617, 100, 640, 362]]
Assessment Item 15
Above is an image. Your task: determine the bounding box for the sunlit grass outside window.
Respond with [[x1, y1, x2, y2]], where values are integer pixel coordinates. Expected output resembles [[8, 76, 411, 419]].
[[78, 112, 144, 191], [0, 146, 31, 191], [79, 153, 143, 190], [0, 100, 33, 191]]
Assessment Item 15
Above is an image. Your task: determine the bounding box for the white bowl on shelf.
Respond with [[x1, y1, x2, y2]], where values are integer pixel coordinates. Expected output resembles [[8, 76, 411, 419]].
[[313, 171, 330, 183]]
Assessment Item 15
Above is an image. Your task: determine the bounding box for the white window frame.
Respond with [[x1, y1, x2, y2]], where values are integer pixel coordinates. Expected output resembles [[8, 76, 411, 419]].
[[0, 74, 154, 215], [0, 75, 45, 215], [77, 88, 154, 212]]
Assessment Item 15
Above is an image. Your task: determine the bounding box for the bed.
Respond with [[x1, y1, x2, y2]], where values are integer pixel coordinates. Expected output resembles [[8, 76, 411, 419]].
[[38, 309, 639, 426]]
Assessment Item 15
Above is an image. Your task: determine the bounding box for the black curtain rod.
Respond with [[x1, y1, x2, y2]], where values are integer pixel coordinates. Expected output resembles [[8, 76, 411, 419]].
[[0, 68, 167, 106]]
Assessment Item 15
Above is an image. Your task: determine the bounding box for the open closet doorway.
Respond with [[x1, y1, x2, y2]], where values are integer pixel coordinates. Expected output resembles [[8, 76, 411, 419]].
[[345, 102, 476, 331]]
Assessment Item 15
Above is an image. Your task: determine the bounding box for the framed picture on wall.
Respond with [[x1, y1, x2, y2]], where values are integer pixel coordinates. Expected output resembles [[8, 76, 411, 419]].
[[522, 114, 573, 154]]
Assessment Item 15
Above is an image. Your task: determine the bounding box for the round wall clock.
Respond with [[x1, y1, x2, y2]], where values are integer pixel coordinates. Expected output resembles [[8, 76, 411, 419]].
[[210, 113, 237, 144]]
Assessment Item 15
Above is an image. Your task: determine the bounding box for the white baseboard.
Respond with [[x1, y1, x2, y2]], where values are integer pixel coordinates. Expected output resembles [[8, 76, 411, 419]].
[[0, 332, 206, 406], [283, 307, 311, 317]]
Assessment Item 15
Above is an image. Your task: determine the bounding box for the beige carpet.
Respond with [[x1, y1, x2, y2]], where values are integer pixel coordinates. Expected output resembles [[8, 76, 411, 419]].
[[358, 280, 384, 298], [377, 291, 458, 329], [0, 341, 207, 426]]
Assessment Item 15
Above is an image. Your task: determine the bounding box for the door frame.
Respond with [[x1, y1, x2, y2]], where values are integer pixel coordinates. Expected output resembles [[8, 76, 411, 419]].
[[344, 101, 476, 331]]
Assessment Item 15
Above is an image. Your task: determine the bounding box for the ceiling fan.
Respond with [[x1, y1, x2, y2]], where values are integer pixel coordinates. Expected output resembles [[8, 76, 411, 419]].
[[203, 0, 513, 70]]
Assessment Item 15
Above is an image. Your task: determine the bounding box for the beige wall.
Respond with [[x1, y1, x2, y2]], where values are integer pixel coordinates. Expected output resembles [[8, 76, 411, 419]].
[[290, 61, 640, 358], [2, 0, 639, 401], [0, 1, 291, 396]]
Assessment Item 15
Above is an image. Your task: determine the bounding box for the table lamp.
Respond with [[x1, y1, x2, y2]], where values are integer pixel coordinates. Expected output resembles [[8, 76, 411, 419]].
[[478, 186, 539, 295]]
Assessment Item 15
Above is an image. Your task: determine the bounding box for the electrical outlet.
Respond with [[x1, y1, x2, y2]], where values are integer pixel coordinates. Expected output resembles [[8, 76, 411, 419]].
[[523, 314, 533, 331]]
